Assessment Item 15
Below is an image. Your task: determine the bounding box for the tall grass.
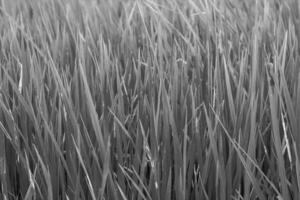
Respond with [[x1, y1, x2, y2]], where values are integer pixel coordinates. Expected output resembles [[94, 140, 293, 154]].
[[0, 0, 300, 199]]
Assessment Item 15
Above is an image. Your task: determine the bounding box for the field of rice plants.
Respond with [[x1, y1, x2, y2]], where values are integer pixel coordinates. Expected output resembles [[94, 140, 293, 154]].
[[1, 0, 300, 199]]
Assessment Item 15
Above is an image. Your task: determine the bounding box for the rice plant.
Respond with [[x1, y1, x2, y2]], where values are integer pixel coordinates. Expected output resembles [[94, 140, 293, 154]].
[[0, 0, 300, 199]]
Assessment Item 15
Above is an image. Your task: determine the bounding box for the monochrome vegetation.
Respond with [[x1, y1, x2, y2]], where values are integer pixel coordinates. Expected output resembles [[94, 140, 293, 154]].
[[0, 0, 300, 199]]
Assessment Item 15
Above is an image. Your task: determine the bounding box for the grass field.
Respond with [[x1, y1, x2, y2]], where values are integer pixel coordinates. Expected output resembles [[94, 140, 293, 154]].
[[0, 0, 300, 199]]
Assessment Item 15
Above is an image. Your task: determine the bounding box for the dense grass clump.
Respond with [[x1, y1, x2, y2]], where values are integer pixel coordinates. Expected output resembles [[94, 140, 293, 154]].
[[1, 0, 300, 199]]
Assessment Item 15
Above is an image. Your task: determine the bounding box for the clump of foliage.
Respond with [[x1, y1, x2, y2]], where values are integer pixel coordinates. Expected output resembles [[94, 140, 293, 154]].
[[1, 0, 300, 199]]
